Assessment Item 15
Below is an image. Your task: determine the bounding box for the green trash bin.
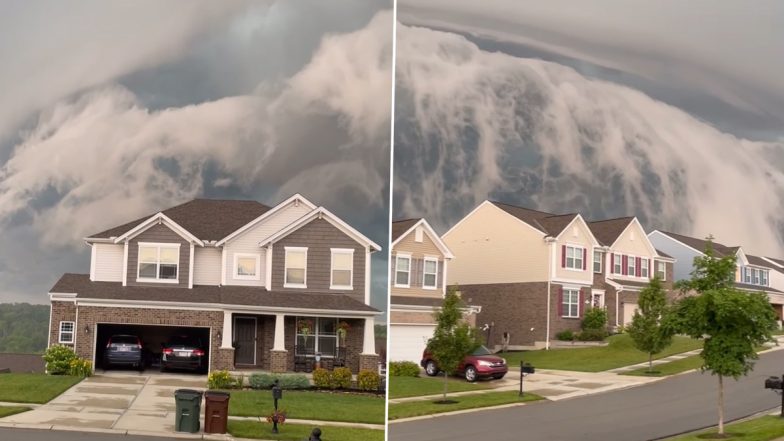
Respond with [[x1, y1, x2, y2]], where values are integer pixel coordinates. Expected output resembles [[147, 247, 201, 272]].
[[174, 389, 203, 433]]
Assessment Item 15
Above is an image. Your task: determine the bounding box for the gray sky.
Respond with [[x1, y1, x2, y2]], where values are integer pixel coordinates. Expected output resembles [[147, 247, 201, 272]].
[[0, 0, 393, 314], [394, 0, 784, 259]]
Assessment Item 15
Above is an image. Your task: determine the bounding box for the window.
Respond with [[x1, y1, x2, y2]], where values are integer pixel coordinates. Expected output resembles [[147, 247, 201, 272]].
[[627, 255, 636, 277], [330, 249, 354, 289], [562, 289, 579, 318], [641, 259, 649, 278], [285, 247, 307, 288], [395, 255, 411, 287], [234, 253, 260, 280], [59, 321, 75, 344], [565, 246, 584, 270], [591, 292, 605, 308], [613, 253, 622, 275], [593, 250, 602, 273], [137, 243, 179, 282], [295, 317, 337, 357], [762, 270, 769, 286], [656, 261, 666, 280], [753, 268, 760, 285], [423, 257, 438, 289]]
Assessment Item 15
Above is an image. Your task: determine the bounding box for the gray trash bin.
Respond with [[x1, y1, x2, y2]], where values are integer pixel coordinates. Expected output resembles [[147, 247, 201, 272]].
[[174, 389, 203, 433]]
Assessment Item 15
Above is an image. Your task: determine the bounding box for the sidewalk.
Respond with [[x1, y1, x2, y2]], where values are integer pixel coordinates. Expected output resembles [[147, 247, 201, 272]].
[[607, 349, 702, 374]]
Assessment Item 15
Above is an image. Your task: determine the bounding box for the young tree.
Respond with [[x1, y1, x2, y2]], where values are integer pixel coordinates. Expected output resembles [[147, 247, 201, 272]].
[[626, 276, 674, 372], [673, 239, 777, 436], [428, 285, 482, 402]]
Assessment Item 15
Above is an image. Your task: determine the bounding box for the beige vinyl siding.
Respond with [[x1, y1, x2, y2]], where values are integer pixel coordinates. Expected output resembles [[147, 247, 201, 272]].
[[608, 221, 656, 281], [444, 202, 549, 285], [92, 243, 124, 282], [391, 227, 445, 298], [223, 201, 312, 286], [193, 247, 221, 286], [553, 219, 595, 283]]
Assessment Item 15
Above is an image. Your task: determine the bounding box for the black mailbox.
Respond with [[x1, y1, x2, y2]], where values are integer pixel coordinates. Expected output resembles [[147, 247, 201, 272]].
[[766, 376, 783, 390], [522, 363, 535, 374], [272, 385, 283, 400]]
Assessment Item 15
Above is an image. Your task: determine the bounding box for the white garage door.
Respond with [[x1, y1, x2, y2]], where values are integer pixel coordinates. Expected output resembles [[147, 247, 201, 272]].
[[622, 302, 639, 326], [389, 324, 436, 363]]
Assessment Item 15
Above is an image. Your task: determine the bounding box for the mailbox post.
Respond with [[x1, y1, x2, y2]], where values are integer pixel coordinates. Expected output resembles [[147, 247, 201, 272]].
[[764, 375, 784, 417], [272, 379, 283, 433], [519, 361, 535, 397]]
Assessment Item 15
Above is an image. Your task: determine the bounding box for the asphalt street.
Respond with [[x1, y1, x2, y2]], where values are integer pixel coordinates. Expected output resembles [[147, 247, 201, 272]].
[[0, 428, 172, 441], [389, 349, 784, 441]]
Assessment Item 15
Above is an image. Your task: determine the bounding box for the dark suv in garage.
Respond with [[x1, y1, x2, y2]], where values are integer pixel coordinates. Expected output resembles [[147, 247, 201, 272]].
[[161, 335, 206, 373], [104, 334, 144, 371]]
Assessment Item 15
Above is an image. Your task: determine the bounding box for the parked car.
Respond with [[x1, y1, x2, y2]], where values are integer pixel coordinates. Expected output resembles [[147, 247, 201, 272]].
[[161, 335, 206, 373], [104, 334, 144, 371], [421, 345, 508, 382]]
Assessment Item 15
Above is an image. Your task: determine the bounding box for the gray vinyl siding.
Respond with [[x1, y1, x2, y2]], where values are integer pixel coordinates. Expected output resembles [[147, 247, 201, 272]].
[[648, 231, 700, 282], [126, 223, 190, 287], [271, 218, 365, 303]]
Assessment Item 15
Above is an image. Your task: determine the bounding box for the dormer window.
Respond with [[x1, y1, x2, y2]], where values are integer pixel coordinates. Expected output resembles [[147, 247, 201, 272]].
[[330, 248, 354, 289], [234, 253, 260, 280], [137, 243, 179, 283], [284, 247, 307, 288]]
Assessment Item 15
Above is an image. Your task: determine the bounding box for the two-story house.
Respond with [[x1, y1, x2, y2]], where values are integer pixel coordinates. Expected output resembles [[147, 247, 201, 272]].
[[442, 201, 674, 350], [48, 194, 382, 374], [387, 218, 478, 363], [648, 230, 784, 323]]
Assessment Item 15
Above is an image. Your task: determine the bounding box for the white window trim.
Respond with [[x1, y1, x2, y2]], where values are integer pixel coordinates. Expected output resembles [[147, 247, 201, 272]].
[[284, 246, 308, 288], [59, 321, 75, 344], [627, 254, 637, 278], [422, 256, 439, 290], [295, 317, 338, 358], [233, 253, 261, 281], [564, 245, 585, 271], [613, 253, 623, 275], [591, 290, 605, 309], [593, 250, 602, 274], [136, 242, 181, 284], [394, 253, 411, 288], [330, 248, 354, 290], [657, 261, 667, 281], [640, 258, 649, 279], [562, 288, 580, 318]]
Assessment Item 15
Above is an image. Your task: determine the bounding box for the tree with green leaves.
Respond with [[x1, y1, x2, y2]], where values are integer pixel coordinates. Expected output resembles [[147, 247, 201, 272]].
[[626, 276, 674, 372], [428, 285, 482, 402], [673, 239, 777, 436]]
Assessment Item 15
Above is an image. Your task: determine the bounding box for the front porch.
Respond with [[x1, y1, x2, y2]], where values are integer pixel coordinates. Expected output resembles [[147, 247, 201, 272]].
[[214, 312, 378, 374]]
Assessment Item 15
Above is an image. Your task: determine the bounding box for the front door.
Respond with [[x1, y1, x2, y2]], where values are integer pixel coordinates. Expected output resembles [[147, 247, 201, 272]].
[[234, 317, 257, 365]]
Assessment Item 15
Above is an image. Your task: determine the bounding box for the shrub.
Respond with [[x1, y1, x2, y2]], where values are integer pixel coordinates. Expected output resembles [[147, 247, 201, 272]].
[[312, 368, 331, 388], [68, 358, 93, 377], [277, 374, 311, 390], [582, 307, 608, 331], [234, 373, 245, 389], [578, 328, 608, 341], [357, 370, 381, 391], [249, 373, 277, 390], [43, 345, 77, 375], [389, 361, 420, 377], [208, 370, 235, 389], [331, 367, 353, 389], [556, 330, 575, 341]]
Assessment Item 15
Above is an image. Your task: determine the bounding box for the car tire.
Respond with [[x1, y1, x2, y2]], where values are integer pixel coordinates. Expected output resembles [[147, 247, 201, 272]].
[[464, 365, 478, 382], [425, 360, 439, 376], [492, 373, 506, 380]]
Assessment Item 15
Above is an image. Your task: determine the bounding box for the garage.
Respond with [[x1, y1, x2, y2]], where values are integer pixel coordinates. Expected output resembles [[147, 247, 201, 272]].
[[622, 302, 639, 327], [95, 323, 210, 373], [389, 324, 435, 362]]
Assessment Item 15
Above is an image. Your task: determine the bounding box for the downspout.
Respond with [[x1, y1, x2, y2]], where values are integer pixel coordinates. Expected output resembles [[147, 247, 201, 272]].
[[616, 288, 622, 329], [545, 237, 556, 350]]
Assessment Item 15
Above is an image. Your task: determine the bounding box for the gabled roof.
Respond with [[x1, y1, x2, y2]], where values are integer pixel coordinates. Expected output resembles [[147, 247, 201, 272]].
[[654, 230, 740, 257], [587, 217, 635, 246], [391, 218, 454, 259], [391, 219, 420, 242], [747, 254, 777, 269], [655, 249, 673, 259], [489, 201, 578, 237], [88, 199, 271, 242], [765, 257, 784, 268], [259, 207, 382, 251]]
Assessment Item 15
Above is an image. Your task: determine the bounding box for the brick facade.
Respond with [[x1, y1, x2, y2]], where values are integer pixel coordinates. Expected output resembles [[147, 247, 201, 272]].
[[359, 354, 379, 372], [462, 282, 549, 347], [50, 301, 77, 348]]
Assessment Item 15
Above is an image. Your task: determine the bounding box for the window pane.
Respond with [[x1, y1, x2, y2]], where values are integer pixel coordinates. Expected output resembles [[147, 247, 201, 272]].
[[237, 257, 256, 276], [160, 247, 178, 264], [397, 257, 410, 271], [159, 264, 177, 279], [333, 252, 352, 270], [318, 336, 337, 356], [396, 270, 409, 285], [332, 269, 351, 286], [287, 268, 305, 284], [296, 335, 315, 354], [139, 246, 157, 262], [319, 318, 337, 334], [570, 304, 578, 317], [424, 273, 437, 287], [424, 260, 437, 273], [287, 250, 306, 268], [139, 263, 157, 278], [61, 322, 74, 332]]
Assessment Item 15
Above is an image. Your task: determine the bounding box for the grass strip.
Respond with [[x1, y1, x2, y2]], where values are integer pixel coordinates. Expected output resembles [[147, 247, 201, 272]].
[[0, 374, 83, 404], [389, 391, 544, 420], [389, 375, 493, 399], [0, 406, 32, 418], [227, 389, 384, 424], [227, 420, 383, 441], [666, 415, 784, 440]]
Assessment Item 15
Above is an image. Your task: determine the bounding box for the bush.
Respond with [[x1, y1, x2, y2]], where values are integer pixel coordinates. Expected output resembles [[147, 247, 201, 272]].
[[43, 345, 77, 375], [389, 361, 420, 377], [68, 358, 93, 377], [312, 368, 331, 388], [582, 307, 608, 331], [578, 328, 608, 341], [331, 367, 353, 389], [556, 330, 575, 341], [357, 370, 381, 391], [249, 373, 277, 390], [208, 370, 236, 390], [278, 374, 311, 389]]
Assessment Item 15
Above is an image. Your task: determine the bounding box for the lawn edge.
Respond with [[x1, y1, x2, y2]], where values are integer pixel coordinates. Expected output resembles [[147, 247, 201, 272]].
[[388, 393, 545, 422]]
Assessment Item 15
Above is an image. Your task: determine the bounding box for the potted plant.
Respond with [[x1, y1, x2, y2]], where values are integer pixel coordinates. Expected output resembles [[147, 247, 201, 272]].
[[337, 321, 351, 347], [298, 319, 314, 350]]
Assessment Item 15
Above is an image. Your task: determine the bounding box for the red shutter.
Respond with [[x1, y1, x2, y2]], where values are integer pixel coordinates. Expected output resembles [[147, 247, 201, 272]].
[[636, 257, 641, 277], [557, 287, 564, 316], [610, 254, 615, 274], [622, 255, 628, 275], [561, 245, 566, 268], [579, 289, 586, 317], [583, 248, 587, 270]]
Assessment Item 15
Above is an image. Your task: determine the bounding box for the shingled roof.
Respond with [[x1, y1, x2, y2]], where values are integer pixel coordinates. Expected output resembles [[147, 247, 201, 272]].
[[51, 274, 378, 313], [88, 199, 272, 242], [490, 201, 578, 236], [391, 218, 421, 242], [747, 254, 777, 269], [656, 231, 740, 257], [587, 217, 635, 246]]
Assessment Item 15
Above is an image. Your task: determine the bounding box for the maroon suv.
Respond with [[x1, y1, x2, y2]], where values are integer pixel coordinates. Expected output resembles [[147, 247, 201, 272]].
[[421, 345, 508, 382]]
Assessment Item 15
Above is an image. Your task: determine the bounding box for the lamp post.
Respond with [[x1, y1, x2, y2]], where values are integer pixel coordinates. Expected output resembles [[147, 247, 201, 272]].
[[271, 379, 283, 433]]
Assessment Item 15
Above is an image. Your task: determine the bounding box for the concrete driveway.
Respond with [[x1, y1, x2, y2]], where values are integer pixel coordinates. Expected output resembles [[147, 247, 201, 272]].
[[1, 372, 207, 435]]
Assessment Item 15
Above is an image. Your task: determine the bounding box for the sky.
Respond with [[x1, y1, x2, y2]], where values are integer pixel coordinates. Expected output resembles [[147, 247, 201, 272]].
[[393, 0, 784, 259], [0, 0, 393, 313]]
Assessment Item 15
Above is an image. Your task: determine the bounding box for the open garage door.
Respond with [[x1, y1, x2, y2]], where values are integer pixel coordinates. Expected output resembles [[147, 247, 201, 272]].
[[390, 324, 435, 363], [95, 324, 210, 373]]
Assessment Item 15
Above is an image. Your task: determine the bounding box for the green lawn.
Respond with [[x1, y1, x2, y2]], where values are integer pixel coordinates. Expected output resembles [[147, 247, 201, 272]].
[[623, 355, 703, 377], [0, 374, 83, 404], [227, 420, 383, 441], [388, 391, 544, 420], [501, 334, 702, 372], [666, 415, 784, 440], [0, 406, 31, 418], [227, 390, 384, 424], [389, 376, 494, 399]]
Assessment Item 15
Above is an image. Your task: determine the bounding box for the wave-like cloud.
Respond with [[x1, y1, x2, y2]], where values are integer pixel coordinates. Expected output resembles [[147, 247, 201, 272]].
[[394, 24, 784, 256]]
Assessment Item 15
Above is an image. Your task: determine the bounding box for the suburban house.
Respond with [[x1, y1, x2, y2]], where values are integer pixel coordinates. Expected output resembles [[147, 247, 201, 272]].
[[649, 230, 784, 322], [48, 194, 382, 374], [442, 201, 674, 350], [388, 218, 479, 363]]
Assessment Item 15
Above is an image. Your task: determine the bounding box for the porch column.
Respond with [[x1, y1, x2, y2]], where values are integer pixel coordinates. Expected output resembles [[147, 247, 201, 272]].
[[271, 313, 287, 373], [358, 317, 379, 373], [273, 313, 286, 351], [221, 311, 233, 349]]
